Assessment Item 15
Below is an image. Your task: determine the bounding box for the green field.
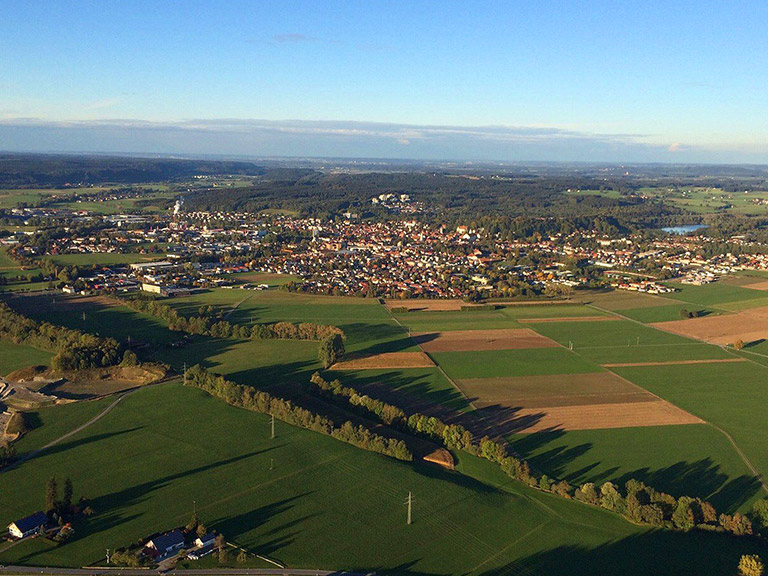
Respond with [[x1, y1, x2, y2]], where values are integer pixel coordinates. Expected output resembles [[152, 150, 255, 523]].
[[613, 361, 768, 488], [169, 290, 412, 356], [617, 305, 721, 324], [396, 309, 523, 332], [510, 424, 760, 513], [45, 253, 160, 266], [528, 319, 726, 364], [0, 340, 52, 375], [7, 295, 177, 348], [325, 366, 473, 413], [0, 382, 760, 575], [663, 282, 765, 308], [432, 348, 601, 379]]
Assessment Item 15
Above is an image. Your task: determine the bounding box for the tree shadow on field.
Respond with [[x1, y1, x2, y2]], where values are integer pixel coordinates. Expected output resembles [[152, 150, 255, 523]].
[[85, 448, 278, 534], [212, 493, 315, 550], [13, 426, 145, 465], [477, 530, 763, 576], [511, 428, 763, 514]]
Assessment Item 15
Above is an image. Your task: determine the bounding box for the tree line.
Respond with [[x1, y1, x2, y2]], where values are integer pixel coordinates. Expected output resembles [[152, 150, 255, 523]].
[[185, 365, 411, 461], [117, 296, 345, 341], [307, 372, 764, 538], [0, 302, 124, 370]]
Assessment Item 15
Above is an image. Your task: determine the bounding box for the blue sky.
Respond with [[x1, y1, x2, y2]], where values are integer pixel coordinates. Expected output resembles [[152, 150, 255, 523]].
[[1, 0, 767, 162]]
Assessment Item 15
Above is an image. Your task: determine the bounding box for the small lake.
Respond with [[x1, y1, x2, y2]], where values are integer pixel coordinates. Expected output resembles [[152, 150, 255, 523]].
[[661, 224, 708, 234]]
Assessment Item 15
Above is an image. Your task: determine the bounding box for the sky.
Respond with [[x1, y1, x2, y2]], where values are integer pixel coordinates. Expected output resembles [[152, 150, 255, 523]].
[[1, 0, 767, 163]]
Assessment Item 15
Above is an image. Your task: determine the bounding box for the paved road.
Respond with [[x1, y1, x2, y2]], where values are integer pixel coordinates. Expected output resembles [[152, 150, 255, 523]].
[[0, 567, 370, 576]]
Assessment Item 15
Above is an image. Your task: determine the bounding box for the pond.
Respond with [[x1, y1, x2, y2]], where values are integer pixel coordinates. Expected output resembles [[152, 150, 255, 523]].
[[661, 224, 708, 234]]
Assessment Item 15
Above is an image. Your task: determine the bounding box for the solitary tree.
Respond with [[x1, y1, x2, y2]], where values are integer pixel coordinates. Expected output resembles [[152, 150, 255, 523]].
[[62, 477, 73, 510], [734, 339, 745, 351], [45, 477, 58, 512]]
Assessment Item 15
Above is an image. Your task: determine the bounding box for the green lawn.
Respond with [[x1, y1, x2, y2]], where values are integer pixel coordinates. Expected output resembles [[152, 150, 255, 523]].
[[0, 382, 759, 575], [432, 348, 601, 379], [0, 340, 52, 375], [614, 361, 768, 490], [510, 424, 759, 513]]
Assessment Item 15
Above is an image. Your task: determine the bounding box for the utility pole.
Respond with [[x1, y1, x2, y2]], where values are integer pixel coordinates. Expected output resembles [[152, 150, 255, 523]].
[[106, 549, 111, 564], [193, 499, 196, 516], [271, 413, 275, 439], [636, 336, 640, 346], [406, 491, 413, 525], [183, 362, 187, 386]]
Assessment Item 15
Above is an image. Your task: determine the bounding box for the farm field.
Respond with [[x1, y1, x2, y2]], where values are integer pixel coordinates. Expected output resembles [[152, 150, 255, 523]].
[[168, 289, 407, 355], [653, 305, 768, 345], [663, 282, 766, 308], [431, 348, 600, 379], [510, 424, 761, 513], [414, 328, 558, 352], [613, 361, 768, 486], [325, 366, 473, 413], [228, 272, 301, 286], [0, 382, 760, 575], [617, 304, 720, 324], [44, 253, 160, 266], [5, 294, 176, 348], [0, 340, 52, 375], [528, 319, 728, 365], [331, 351, 434, 369]]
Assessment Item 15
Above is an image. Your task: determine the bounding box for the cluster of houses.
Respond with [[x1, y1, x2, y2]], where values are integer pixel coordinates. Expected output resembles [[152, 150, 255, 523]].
[[13, 198, 768, 299], [7, 513, 217, 564]]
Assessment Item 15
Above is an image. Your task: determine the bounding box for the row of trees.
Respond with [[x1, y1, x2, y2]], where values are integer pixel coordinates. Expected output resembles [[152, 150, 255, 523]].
[[185, 365, 411, 461], [307, 373, 761, 537], [118, 296, 345, 341], [0, 302, 124, 370]]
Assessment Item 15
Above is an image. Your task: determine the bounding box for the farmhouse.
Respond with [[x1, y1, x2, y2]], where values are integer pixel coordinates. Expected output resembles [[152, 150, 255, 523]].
[[188, 532, 216, 560], [8, 511, 48, 539], [145, 529, 185, 557]]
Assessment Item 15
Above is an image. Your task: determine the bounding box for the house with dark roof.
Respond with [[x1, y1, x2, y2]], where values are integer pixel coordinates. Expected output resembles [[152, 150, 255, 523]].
[[145, 529, 185, 558], [8, 511, 49, 539]]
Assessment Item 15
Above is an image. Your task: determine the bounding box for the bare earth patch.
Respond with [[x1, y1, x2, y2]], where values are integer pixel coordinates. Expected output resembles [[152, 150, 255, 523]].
[[457, 373, 650, 408], [331, 352, 435, 370], [414, 328, 558, 352], [456, 372, 701, 431], [743, 280, 768, 291], [384, 299, 477, 311], [602, 359, 747, 368], [652, 305, 768, 345], [517, 316, 619, 323], [499, 401, 703, 433]]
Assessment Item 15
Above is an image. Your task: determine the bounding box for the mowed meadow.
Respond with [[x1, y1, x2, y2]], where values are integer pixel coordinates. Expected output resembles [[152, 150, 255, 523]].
[[3, 282, 768, 572]]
